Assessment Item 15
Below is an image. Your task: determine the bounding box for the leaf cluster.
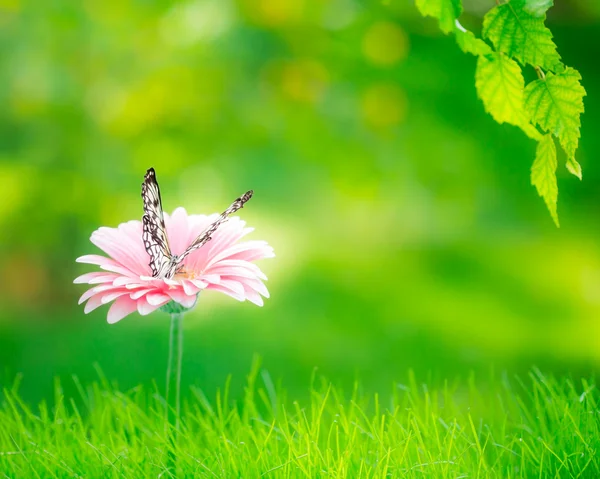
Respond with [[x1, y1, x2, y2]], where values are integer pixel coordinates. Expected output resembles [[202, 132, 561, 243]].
[[415, 0, 586, 226]]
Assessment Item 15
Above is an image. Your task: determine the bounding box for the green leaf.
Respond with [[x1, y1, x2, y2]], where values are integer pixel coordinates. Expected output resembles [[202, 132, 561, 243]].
[[531, 134, 559, 227], [566, 157, 582, 180], [519, 121, 543, 141], [482, 0, 562, 71], [415, 0, 462, 34], [455, 27, 492, 56], [476, 53, 525, 125], [524, 67, 586, 160], [475, 52, 540, 139], [524, 0, 553, 17]]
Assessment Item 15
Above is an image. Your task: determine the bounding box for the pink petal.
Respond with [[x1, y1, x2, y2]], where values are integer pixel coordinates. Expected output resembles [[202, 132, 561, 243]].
[[101, 290, 130, 304], [78, 284, 115, 305], [206, 283, 245, 302], [76, 254, 112, 265], [113, 276, 144, 287], [207, 266, 263, 280], [227, 246, 275, 263], [219, 279, 245, 296], [164, 207, 194, 254], [130, 288, 155, 300], [88, 274, 119, 285], [84, 294, 105, 314], [198, 273, 220, 285], [79, 288, 97, 305], [234, 277, 270, 298], [167, 289, 197, 308], [107, 296, 139, 324], [205, 241, 272, 268], [76, 254, 138, 276], [137, 298, 166, 316], [202, 218, 247, 258], [191, 279, 209, 289], [100, 263, 137, 277], [182, 216, 248, 271], [181, 279, 200, 296], [205, 260, 268, 280], [146, 293, 171, 306], [73, 272, 115, 284], [90, 223, 150, 276], [242, 284, 264, 306]]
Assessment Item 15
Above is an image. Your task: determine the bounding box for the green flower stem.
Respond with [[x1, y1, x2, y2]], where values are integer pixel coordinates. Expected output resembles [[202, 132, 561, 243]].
[[165, 312, 184, 432], [161, 297, 196, 468]]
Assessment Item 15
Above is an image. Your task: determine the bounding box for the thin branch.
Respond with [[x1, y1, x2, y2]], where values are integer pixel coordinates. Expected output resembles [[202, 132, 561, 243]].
[[534, 66, 546, 80]]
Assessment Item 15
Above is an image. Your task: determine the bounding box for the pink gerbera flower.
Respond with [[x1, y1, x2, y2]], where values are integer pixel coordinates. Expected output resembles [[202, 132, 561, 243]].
[[74, 207, 274, 323]]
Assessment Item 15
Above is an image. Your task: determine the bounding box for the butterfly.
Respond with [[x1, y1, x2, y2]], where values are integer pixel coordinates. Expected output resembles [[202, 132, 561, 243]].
[[141, 167, 253, 279]]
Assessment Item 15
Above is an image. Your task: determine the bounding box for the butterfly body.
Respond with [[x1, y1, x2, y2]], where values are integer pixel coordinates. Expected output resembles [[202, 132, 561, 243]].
[[141, 167, 253, 280], [155, 254, 182, 279]]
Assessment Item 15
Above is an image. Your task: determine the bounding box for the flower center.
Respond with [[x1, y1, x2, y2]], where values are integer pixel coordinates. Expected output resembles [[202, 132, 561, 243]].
[[174, 268, 198, 281]]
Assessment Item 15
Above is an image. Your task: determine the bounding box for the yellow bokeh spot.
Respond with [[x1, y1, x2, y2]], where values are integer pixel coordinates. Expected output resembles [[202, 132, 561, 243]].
[[279, 60, 329, 103], [99, 193, 139, 227], [0, 162, 33, 221], [241, 0, 305, 27], [132, 138, 187, 175], [362, 21, 409, 67], [263, 59, 329, 104], [10, 59, 51, 118], [2, 252, 50, 307], [82, 0, 135, 25], [0, 0, 19, 13], [106, 67, 206, 137], [361, 83, 407, 128]]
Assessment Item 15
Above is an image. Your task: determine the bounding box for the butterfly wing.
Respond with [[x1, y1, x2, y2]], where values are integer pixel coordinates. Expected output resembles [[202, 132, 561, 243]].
[[177, 190, 253, 263], [141, 168, 173, 277]]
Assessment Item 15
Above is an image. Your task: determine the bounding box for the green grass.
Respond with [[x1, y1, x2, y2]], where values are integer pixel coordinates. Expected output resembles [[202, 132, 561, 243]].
[[1, 365, 598, 478]]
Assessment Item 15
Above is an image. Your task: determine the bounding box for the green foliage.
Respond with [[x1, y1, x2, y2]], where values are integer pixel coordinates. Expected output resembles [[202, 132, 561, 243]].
[[455, 28, 492, 56], [414, 0, 586, 225], [566, 156, 583, 180], [524, 0, 554, 17], [475, 53, 526, 126], [524, 68, 587, 162], [482, 0, 562, 71], [532, 134, 558, 226], [475, 52, 542, 140], [1, 371, 599, 478], [415, 0, 462, 33]]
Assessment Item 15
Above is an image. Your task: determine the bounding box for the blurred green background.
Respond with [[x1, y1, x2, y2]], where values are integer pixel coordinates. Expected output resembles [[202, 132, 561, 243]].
[[1, 0, 599, 404]]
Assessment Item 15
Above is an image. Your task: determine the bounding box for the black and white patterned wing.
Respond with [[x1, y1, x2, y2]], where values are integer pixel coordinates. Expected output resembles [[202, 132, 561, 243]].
[[141, 168, 173, 277], [177, 190, 253, 263]]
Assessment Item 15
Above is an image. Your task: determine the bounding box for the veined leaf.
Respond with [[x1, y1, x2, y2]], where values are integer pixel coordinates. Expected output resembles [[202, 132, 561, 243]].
[[414, 0, 586, 218], [415, 0, 462, 34], [482, 0, 562, 71], [455, 27, 492, 56], [476, 53, 524, 125], [532, 134, 559, 227], [519, 121, 543, 141], [524, 67, 586, 160], [524, 0, 553, 17], [566, 157, 582, 180], [475, 52, 540, 139]]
